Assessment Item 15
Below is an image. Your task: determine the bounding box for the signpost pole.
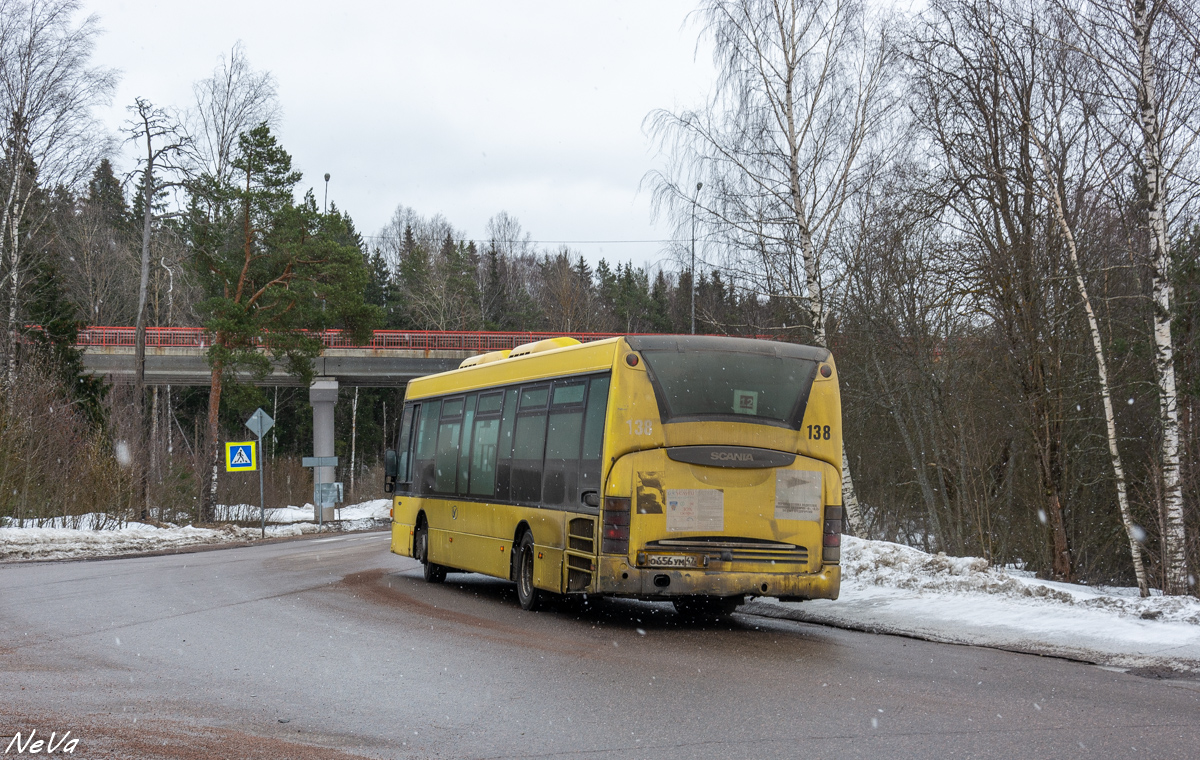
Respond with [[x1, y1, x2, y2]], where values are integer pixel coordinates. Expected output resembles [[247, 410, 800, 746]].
[[244, 408, 275, 541], [257, 434, 265, 539]]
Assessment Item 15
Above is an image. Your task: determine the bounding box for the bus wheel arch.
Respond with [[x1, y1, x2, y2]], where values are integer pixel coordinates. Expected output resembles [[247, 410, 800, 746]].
[[414, 511, 430, 560], [510, 522, 533, 581], [414, 512, 446, 584], [513, 527, 542, 611]]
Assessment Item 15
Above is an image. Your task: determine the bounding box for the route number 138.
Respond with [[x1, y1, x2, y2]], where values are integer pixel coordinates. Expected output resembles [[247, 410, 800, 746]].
[[807, 424, 831, 440], [627, 419, 654, 436]]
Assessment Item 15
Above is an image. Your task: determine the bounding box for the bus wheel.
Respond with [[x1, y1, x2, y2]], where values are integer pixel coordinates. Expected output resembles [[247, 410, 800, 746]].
[[515, 532, 541, 611], [415, 520, 446, 584], [673, 595, 740, 619]]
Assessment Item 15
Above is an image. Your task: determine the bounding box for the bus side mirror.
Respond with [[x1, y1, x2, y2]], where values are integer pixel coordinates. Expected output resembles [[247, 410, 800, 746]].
[[384, 449, 398, 493], [581, 491, 600, 508]]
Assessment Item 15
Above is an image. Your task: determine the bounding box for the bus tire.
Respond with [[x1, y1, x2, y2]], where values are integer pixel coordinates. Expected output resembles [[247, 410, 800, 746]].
[[415, 519, 446, 584], [673, 595, 740, 619], [515, 531, 541, 611]]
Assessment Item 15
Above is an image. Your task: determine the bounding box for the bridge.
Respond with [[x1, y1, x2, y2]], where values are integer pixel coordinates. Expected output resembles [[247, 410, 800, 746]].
[[78, 326, 775, 521], [77, 327, 631, 387]]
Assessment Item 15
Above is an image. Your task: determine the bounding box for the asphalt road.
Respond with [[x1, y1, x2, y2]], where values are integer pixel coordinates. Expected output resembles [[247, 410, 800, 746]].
[[2, 532, 1197, 759]]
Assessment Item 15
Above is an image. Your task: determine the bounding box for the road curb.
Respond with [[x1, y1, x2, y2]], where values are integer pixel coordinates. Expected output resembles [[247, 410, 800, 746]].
[[0, 526, 391, 566]]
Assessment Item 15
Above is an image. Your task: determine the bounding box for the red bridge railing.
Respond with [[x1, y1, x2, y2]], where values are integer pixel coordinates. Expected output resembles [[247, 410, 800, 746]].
[[76, 327, 786, 351], [76, 327, 630, 351]]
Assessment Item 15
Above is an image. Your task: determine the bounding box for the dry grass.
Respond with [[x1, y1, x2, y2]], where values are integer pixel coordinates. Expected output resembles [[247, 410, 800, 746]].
[[0, 358, 139, 526], [0, 359, 386, 528]]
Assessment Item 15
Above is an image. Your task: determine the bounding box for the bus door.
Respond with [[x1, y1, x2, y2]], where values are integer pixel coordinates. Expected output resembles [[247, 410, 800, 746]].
[[546, 375, 609, 593]]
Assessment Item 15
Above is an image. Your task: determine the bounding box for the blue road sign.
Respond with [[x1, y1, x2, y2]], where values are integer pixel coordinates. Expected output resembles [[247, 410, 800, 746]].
[[225, 441, 257, 472]]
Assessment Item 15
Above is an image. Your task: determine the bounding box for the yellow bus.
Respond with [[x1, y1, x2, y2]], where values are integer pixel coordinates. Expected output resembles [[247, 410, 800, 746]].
[[384, 334, 843, 615]]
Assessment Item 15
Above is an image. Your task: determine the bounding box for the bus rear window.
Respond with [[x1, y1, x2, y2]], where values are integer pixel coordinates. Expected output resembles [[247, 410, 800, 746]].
[[638, 346, 819, 428]]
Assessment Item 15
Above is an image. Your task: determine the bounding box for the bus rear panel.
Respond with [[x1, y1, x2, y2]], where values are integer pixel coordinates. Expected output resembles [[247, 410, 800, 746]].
[[593, 335, 841, 602]]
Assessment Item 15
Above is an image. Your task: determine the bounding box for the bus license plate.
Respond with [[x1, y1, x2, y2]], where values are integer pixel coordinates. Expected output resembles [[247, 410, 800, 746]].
[[645, 554, 699, 568]]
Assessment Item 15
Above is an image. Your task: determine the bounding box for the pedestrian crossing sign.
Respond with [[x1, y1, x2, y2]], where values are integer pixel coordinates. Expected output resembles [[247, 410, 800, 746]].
[[225, 441, 257, 472]]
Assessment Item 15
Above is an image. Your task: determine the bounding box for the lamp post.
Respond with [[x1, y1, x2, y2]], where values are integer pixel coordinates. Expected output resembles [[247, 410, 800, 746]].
[[323, 173, 331, 215], [690, 182, 703, 335]]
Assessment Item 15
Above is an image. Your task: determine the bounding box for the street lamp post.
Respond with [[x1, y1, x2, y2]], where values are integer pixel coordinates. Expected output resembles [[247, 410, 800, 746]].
[[690, 182, 703, 335], [323, 173, 331, 215]]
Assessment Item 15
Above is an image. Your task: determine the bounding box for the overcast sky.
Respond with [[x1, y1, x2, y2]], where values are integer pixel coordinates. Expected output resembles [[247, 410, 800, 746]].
[[89, 1, 715, 270]]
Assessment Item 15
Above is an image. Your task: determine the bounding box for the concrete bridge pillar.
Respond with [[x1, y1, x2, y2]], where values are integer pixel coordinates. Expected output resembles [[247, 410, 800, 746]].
[[309, 377, 339, 522]]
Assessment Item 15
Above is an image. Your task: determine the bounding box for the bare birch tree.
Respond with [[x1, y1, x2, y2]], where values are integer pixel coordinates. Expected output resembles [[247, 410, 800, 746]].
[[909, 0, 1082, 579], [1070, 0, 1200, 594], [190, 41, 278, 192], [646, 0, 898, 535], [987, 0, 1150, 593], [0, 0, 114, 388]]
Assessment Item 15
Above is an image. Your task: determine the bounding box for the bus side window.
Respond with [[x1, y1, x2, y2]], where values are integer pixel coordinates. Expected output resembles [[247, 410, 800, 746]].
[[511, 385, 549, 503], [455, 394, 477, 495], [413, 399, 441, 495], [395, 404, 416, 492], [580, 376, 610, 499], [468, 392, 504, 498], [495, 390, 518, 501], [543, 380, 586, 507], [435, 396, 466, 493]]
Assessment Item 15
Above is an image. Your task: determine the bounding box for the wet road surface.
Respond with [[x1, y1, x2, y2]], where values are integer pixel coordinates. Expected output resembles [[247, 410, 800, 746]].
[[2, 531, 1198, 759]]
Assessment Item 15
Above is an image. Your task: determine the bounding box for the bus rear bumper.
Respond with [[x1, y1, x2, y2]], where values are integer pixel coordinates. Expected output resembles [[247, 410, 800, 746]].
[[595, 557, 840, 601]]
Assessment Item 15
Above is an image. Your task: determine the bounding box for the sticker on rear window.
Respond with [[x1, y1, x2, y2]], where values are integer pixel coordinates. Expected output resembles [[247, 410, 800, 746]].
[[733, 389, 758, 415], [665, 489, 724, 532], [775, 471, 822, 521]]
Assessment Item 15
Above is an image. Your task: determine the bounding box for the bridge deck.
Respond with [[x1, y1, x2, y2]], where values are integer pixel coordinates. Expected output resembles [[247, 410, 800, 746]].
[[77, 328, 780, 386], [78, 328, 629, 387]]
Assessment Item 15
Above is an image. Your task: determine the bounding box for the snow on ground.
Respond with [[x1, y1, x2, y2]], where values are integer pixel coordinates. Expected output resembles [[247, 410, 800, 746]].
[[752, 536, 1200, 674], [262, 499, 392, 528], [0, 499, 391, 563]]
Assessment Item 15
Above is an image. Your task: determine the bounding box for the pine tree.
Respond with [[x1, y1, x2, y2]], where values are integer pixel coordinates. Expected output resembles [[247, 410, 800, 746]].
[[620, 265, 654, 333], [364, 246, 390, 313], [482, 244, 507, 329], [87, 159, 131, 232], [573, 256, 593, 293], [189, 123, 381, 520], [650, 270, 674, 332], [443, 237, 481, 328], [395, 223, 429, 328], [25, 254, 108, 425], [445, 236, 481, 316], [674, 270, 693, 332], [34, 186, 109, 425]]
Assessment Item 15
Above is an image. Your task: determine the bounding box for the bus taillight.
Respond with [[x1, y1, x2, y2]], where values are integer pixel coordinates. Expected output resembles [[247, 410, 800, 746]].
[[823, 505, 842, 563], [602, 497, 631, 554]]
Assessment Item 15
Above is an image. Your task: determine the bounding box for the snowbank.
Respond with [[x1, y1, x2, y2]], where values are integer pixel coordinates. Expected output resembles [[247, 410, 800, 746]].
[[262, 498, 392, 529], [753, 536, 1200, 673], [0, 499, 391, 562]]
